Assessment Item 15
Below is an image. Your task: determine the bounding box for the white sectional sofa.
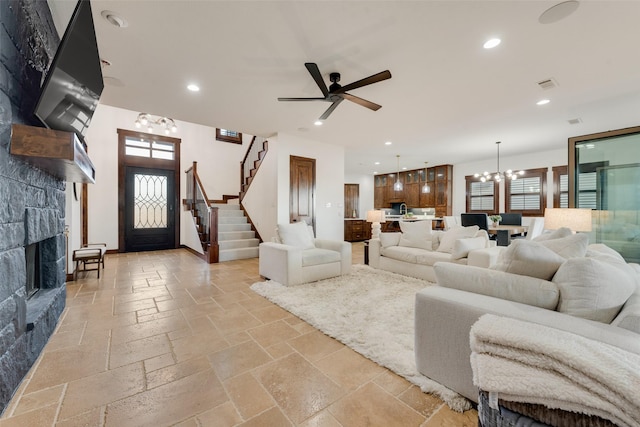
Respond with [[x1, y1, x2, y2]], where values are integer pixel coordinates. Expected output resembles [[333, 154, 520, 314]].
[[414, 230, 640, 404], [368, 221, 503, 282]]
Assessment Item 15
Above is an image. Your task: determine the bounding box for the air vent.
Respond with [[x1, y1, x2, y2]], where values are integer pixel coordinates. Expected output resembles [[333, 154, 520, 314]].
[[537, 78, 558, 90], [568, 118, 582, 125]]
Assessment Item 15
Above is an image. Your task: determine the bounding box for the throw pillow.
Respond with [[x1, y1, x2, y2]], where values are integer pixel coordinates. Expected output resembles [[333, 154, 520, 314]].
[[553, 256, 637, 323], [436, 226, 479, 254], [611, 293, 640, 334], [493, 240, 566, 281], [532, 227, 572, 242], [538, 233, 589, 258], [277, 222, 315, 249], [379, 232, 402, 248], [399, 221, 433, 250], [586, 243, 625, 263], [451, 236, 487, 260]]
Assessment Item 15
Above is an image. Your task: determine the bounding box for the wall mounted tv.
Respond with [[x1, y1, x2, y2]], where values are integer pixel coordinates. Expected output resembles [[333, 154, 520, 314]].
[[34, 0, 103, 145]]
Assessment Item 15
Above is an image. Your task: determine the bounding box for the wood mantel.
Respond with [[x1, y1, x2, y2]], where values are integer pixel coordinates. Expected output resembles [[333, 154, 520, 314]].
[[10, 124, 96, 183]]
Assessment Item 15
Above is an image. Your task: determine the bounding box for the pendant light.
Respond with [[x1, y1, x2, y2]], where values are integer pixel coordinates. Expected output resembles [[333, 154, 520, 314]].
[[421, 162, 430, 193], [473, 141, 524, 182], [393, 155, 403, 191]]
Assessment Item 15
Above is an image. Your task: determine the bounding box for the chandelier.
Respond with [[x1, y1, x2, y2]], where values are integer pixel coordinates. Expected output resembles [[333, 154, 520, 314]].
[[134, 113, 178, 134], [393, 154, 403, 191], [474, 141, 524, 182]]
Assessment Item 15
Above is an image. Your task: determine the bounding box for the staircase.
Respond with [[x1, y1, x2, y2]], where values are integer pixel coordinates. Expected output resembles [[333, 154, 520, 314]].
[[214, 203, 259, 261]]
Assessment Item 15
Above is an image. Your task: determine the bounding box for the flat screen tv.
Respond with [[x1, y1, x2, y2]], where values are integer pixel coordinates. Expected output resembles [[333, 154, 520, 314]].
[[34, 0, 103, 145]]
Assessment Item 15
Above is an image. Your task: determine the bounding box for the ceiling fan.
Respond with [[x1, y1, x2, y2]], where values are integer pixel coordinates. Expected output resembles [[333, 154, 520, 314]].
[[278, 62, 392, 120]]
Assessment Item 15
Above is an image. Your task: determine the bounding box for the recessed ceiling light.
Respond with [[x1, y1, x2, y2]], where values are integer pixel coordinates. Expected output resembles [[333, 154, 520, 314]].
[[539, 1, 580, 24], [314, 120, 323, 126], [374, 161, 380, 165], [384, 141, 392, 145], [402, 167, 407, 170], [101, 10, 128, 28], [483, 38, 501, 49], [537, 99, 550, 105], [187, 84, 200, 92]]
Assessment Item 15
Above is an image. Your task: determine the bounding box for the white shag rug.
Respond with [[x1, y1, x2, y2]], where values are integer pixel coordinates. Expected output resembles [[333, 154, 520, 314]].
[[250, 264, 471, 412]]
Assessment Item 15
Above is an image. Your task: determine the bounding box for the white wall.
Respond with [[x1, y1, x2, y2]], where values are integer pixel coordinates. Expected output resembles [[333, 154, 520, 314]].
[[84, 104, 250, 250], [243, 132, 345, 243]]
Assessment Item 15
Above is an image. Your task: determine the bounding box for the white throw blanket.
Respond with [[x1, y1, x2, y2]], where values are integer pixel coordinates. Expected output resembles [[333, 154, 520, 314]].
[[470, 314, 640, 427]]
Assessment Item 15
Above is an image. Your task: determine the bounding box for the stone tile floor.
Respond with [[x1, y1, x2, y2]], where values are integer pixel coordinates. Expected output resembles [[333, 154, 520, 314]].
[[0, 242, 477, 426]]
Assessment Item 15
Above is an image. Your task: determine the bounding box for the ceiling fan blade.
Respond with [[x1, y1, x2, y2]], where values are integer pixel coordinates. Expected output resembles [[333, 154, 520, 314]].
[[319, 98, 344, 120], [278, 97, 327, 102], [305, 62, 329, 97], [341, 93, 382, 111], [335, 70, 392, 93]]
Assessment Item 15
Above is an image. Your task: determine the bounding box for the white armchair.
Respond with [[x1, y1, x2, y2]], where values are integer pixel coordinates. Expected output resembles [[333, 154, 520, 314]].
[[259, 222, 351, 286]]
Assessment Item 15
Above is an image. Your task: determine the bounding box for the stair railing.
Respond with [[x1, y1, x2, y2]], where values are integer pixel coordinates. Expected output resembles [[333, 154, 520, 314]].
[[240, 136, 266, 201], [185, 161, 219, 263]]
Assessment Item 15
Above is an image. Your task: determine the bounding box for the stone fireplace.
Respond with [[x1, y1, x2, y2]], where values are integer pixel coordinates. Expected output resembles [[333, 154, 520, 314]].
[[0, 0, 66, 413]]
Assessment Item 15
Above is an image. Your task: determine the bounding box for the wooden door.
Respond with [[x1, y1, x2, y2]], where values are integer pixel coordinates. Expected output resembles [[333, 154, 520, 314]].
[[290, 156, 316, 227]]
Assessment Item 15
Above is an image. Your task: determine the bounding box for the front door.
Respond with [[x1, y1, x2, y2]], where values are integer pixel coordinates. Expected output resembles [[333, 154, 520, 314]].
[[124, 166, 176, 252], [289, 156, 316, 227]]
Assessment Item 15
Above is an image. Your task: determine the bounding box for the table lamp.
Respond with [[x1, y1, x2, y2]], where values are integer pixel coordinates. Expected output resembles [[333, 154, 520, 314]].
[[543, 208, 592, 232], [366, 210, 386, 239]]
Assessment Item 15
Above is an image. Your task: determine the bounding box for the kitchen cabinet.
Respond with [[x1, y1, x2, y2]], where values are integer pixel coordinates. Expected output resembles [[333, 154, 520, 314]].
[[344, 184, 359, 218], [374, 164, 453, 216]]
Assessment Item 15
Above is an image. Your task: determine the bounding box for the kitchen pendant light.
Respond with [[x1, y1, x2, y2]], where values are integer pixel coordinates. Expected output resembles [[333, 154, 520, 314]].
[[393, 155, 403, 191], [421, 161, 430, 193]]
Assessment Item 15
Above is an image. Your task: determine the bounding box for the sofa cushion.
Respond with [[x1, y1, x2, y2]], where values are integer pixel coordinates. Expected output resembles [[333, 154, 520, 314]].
[[436, 226, 480, 254], [380, 246, 424, 264], [451, 236, 488, 260], [277, 222, 315, 249], [379, 232, 401, 248], [553, 256, 637, 323], [399, 221, 433, 250], [434, 263, 560, 310], [416, 250, 455, 266], [538, 233, 589, 258], [532, 227, 573, 242], [301, 248, 341, 267], [493, 240, 566, 281]]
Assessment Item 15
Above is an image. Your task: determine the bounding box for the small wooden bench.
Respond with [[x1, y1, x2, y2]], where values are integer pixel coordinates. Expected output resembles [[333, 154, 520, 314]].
[[72, 243, 107, 279]]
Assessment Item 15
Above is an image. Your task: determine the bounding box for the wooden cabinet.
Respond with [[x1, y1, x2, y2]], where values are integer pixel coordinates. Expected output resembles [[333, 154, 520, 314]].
[[434, 165, 453, 217], [374, 175, 389, 208], [374, 164, 453, 215], [404, 170, 420, 208], [344, 220, 371, 242], [344, 184, 359, 218]]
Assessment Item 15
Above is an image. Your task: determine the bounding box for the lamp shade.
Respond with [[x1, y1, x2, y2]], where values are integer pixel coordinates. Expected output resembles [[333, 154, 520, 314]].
[[544, 208, 592, 232], [366, 210, 386, 223]]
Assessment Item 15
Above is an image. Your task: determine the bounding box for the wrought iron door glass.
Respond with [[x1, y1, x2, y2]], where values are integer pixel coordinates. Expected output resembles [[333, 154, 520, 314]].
[[134, 173, 167, 228]]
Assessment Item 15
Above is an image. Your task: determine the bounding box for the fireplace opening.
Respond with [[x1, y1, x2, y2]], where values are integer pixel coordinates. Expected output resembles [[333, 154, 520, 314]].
[[25, 242, 41, 299]]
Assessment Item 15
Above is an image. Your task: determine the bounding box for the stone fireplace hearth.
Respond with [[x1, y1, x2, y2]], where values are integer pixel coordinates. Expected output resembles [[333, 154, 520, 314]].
[[0, 0, 66, 414]]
